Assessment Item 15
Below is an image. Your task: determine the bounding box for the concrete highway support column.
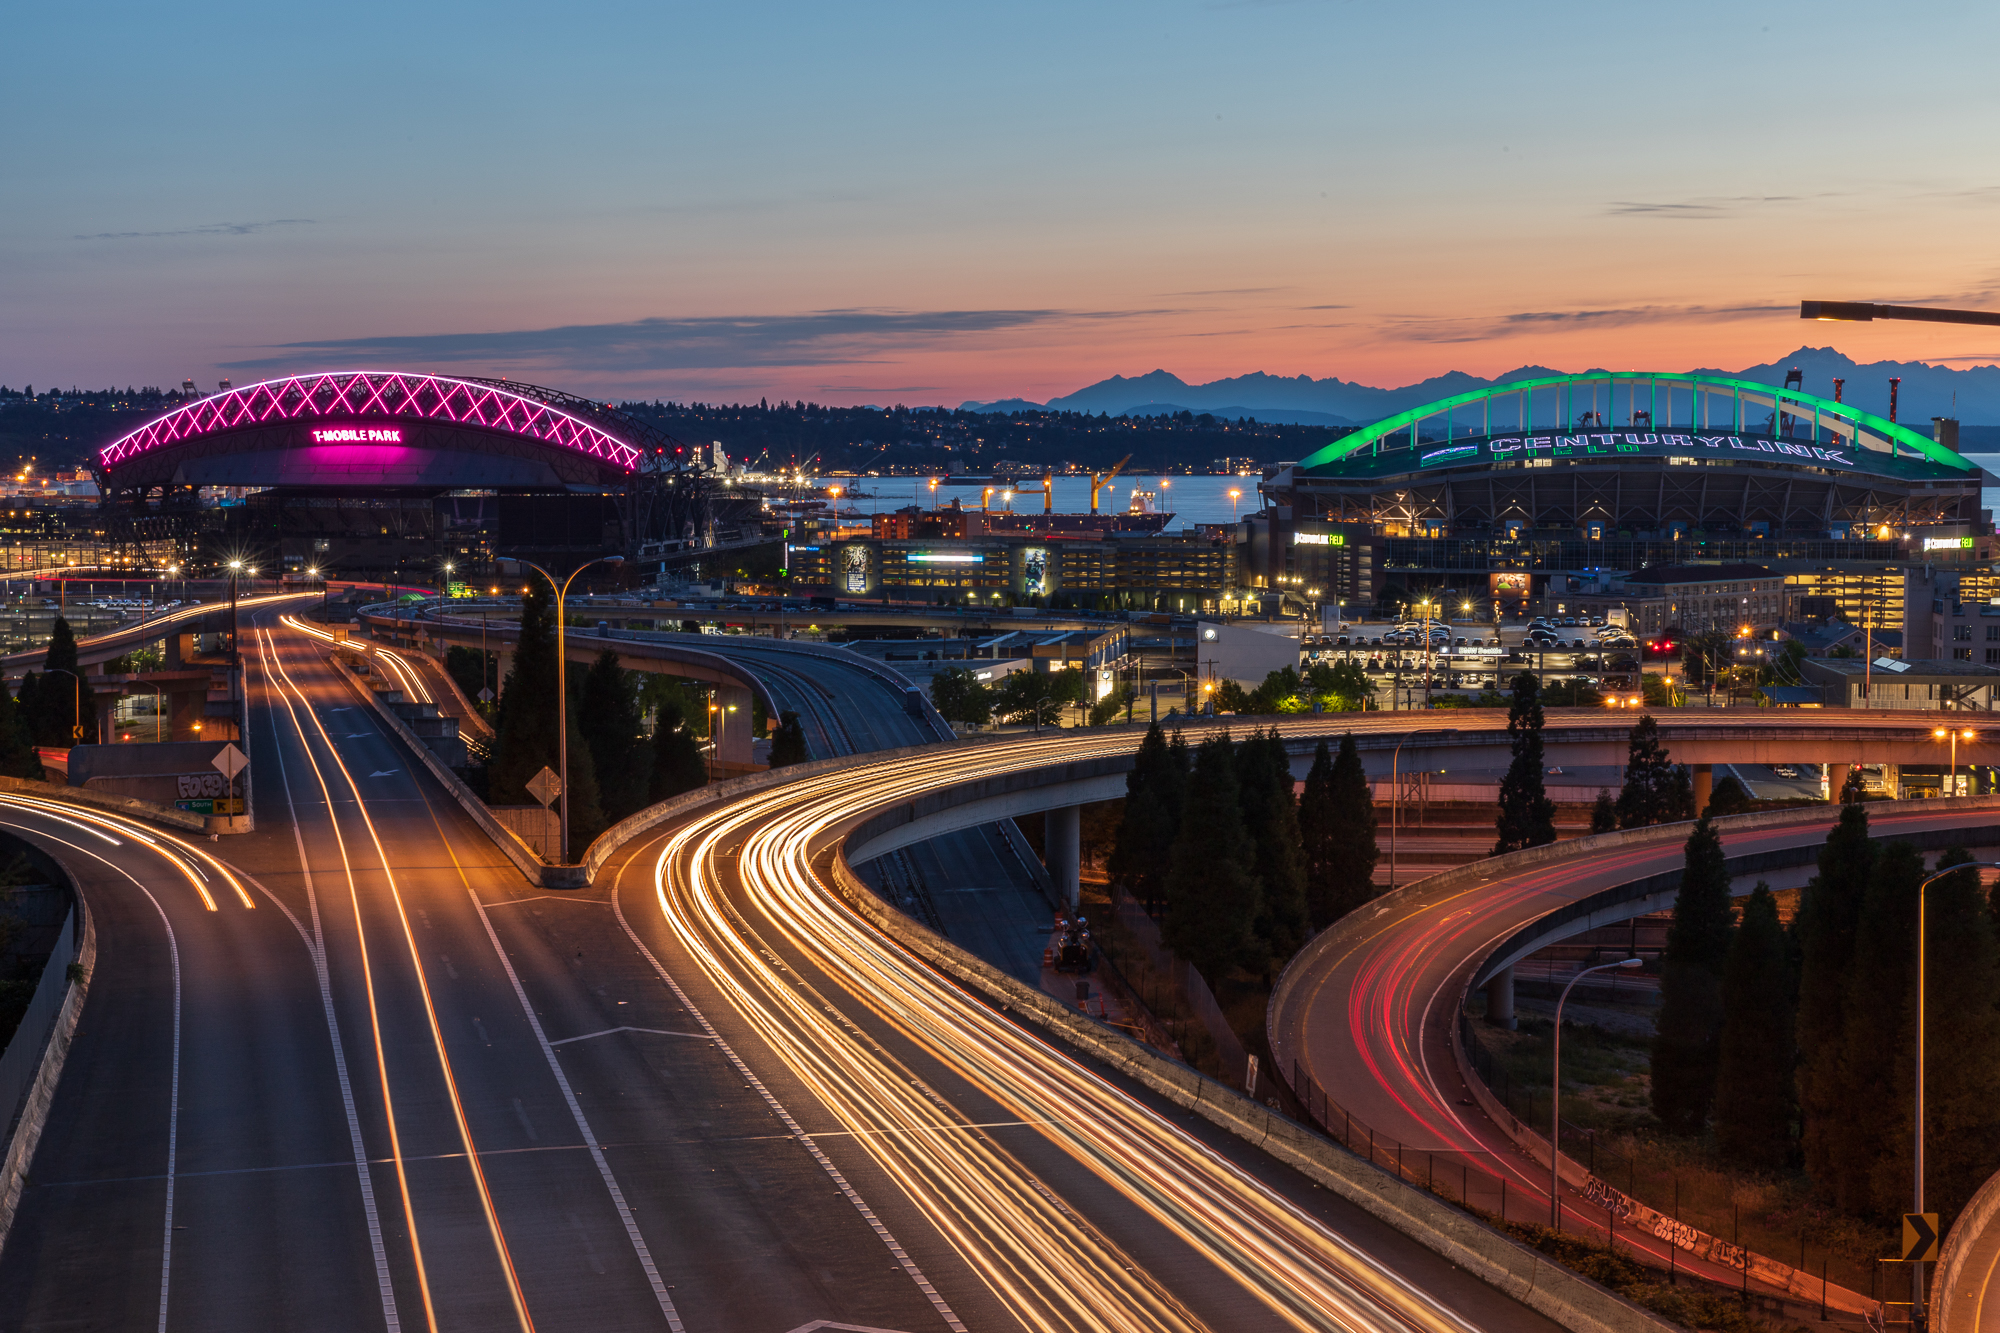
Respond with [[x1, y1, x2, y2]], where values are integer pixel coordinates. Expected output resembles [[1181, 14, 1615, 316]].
[[1047, 804, 1081, 908], [713, 683, 754, 773], [1485, 966, 1516, 1030], [1829, 762, 1851, 801], [1692, 764, 1713, 815]]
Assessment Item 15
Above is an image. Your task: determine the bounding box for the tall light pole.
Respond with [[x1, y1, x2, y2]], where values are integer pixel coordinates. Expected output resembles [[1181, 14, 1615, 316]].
[[516, 555, 625, 863], [1552, 957, 1643, 1227], [1388, 726, 1457, 888], [45, 666, 87, 745], [1933, 725, 1976, 797], [1907, 859, 2000, 1329]]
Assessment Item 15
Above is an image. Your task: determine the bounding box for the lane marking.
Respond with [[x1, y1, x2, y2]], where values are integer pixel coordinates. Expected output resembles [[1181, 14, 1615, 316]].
[[607, 841, 969, 1333], [258, 628, 442, 1331], [406, 765, 688, 1332], [547, 1026, 712, 1046]]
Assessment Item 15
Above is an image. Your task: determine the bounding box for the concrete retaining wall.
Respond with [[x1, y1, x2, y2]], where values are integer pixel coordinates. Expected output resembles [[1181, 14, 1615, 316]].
[[0, 857, 93, 1258]]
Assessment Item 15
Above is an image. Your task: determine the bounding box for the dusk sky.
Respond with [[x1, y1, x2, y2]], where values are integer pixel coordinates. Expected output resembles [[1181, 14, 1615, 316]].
[[8, 0, 2000, 406]]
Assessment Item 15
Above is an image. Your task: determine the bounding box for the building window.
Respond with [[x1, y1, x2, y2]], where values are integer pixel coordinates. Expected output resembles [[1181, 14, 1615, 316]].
[[1988, 648, 2000, 664], [1987, 625, 1998, 642], [1957, 647, 1975, 661]]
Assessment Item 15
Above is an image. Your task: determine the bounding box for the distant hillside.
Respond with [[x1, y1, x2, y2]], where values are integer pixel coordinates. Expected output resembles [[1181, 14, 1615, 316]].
[[965, 348, 2000, 427]]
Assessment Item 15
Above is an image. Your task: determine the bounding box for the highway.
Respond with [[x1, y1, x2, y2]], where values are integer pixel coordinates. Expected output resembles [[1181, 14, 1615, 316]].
[[1266, 797, 2000, 1311], [0, 610, 1570, 1331]]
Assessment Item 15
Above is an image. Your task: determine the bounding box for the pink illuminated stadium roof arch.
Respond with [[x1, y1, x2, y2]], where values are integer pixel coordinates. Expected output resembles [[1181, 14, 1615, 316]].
[[98, 372, 642, 473]]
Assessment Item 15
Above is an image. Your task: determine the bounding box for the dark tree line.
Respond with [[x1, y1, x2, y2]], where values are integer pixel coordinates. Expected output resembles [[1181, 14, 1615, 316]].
[[1646, 789, 2000, 1231], [1110, 723, 1379, 988]]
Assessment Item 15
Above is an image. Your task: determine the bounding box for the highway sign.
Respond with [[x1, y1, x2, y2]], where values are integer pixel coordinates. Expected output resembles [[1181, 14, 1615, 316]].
[[477, 687, 495, 702], [526, 766, 562, 808], [1903, 1213, 1941, 1263], [211, 743, 248, 781]]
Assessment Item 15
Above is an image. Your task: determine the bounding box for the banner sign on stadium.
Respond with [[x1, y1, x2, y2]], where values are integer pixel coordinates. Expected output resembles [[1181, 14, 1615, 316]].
[[1416, 432, 1854, 471]]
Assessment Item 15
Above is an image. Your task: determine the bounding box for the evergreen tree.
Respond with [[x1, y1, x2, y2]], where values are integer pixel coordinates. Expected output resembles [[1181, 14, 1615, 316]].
[[29, 618, 92, 746], [1163, 734, 1261, 983], [1615, 714, 1691, 828], [578, 652, 651, 822], [1236, 728, 1309, 969], [1836, 840, 1923, 1216], [1794, 799, 1876, 1197], [490, 583, 560, 805], [1492, 673, 1556, 854], [1301, 735, 1379, 928], [1651, 816, 1736, 1134], [1109, 722, 1183, 914], [487, 583, 605, 855], [1713, 884, 1796, 1170], [1888, 850, 2000, 1228], [1840, 766, 1867, 805], [1705, 774, 1753, 818], [1589, 788, 1617, 833], [0, 679, 37, 778], [768, 711, 808, 767], [647, 697, 708, 802]]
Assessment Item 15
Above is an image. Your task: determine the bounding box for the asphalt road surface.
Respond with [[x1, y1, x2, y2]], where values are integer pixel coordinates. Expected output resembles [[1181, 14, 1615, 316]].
[[0, 612, 1571, 1331]]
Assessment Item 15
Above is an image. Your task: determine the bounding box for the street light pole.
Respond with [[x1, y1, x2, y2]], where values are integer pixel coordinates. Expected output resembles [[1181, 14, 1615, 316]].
[[1552, 956, 1643, 1227], [1907, 858, 2000, 1329], [517, 555, 625, 863], [1389, 727, 1457, 889], [1933, 725, 1975, 797]]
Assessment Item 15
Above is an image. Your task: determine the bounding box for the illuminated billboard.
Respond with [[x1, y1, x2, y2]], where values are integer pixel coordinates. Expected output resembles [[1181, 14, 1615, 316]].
[[839, 544, 871, 594], [1020, 546, 1050, 596], [1490, 571, 1530, 598], [310, 426, 404, 444]]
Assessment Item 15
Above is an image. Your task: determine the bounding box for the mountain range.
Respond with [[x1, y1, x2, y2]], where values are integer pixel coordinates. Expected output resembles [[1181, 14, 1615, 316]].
[[963, 348, 2000, 434]]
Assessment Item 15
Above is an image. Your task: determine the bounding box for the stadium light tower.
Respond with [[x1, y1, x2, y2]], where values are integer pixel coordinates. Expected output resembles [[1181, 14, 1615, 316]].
[[1801, 300, 2000, 328]]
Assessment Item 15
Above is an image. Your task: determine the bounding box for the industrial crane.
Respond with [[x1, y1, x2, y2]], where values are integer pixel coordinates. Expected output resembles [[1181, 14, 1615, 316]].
[[1089, 454, 1131, 514]]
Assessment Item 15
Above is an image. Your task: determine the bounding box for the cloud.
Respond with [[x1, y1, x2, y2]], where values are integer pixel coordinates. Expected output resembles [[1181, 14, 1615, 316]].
[[1299, 304, 1351, 310], [1379, 302, 1792, 343], [220, 308, 1151, 374], [1606, 196, 1811, 219], [75, 218, 314, 241]]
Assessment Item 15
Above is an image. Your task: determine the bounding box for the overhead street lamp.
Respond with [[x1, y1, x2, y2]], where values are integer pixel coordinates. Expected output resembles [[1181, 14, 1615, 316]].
[[515, 555, 626, 863], [44, 666, 88, 744], [1802, 300, 2000, 328], [1388, 727, 1457, 888], [1933, 725, 1977, 797], [1905, 859, 2000, 1329], [1552, 957, 1643, 1227]]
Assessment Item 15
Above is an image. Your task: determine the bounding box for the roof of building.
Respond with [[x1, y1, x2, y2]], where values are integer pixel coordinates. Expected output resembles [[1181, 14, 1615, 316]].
[[1621, 564, 1775, 585], [1801, 656, 2000, 679]]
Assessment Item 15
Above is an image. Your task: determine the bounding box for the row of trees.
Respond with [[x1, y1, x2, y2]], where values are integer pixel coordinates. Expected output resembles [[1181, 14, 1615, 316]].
[[1110, 723, 1381, 985], [1647, 794, 2000, 1228], [1494, 674, 1693, 852], [486, 586, 710, 852], [932, 660, 1376, 732]]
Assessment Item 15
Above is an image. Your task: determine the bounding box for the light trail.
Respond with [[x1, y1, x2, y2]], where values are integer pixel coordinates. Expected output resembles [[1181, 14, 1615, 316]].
[[647, 745, 1486, 1333], [282, 611, 434, 704], [256, 624, 534, 1332]]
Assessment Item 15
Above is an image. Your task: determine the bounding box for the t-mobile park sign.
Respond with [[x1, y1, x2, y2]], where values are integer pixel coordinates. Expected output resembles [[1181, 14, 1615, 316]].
[[310, 426, 405, 444]]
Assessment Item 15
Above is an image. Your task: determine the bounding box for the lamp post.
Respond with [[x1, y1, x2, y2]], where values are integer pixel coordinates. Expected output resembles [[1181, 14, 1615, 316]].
[[1552, 957, 1644, 1227], [1906, 859, 2000, 1330], [45, 666, 87, 745], [1389, 727, 1457, 889], [1933, 725, 1976, 797], [516, 555, 625, 863]]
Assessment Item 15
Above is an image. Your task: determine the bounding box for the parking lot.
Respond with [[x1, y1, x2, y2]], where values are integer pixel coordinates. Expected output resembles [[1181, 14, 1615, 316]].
[[1303, 616, 1647, 701]]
